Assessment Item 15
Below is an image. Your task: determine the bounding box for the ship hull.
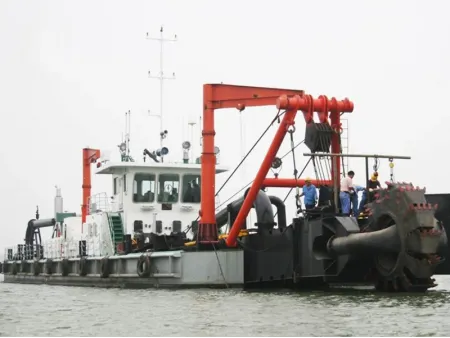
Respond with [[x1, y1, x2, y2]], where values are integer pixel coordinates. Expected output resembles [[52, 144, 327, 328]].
[[1, 250, 245, 289]]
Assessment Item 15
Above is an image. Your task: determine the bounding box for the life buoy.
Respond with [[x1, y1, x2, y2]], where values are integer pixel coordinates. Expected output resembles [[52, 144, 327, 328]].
[[45, 259, 53, 275], [61, 258, 70, 277], [11, 262, 18, 275], [100, 257, 109, 278], [137, 254, 151, 278], [33, 260, 40, 276], [79, 257, 88, 277], [20, 260, 27, 273]]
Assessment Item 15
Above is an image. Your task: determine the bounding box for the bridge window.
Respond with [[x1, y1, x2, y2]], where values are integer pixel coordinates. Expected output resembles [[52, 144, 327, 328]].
[[158, 174, 180, 203], [133, 173, 156, 203], [182, 174, 201, 203]]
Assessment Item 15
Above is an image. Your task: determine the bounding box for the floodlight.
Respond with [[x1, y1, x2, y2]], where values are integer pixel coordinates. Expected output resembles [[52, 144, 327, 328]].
[[182, 141, 191, 150], [156, 147, 169, 157], [118, 142, 126, 152]]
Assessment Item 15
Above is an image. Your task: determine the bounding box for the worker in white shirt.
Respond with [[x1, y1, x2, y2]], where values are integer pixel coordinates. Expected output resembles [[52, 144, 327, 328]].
[[340, 170, 355, 215]]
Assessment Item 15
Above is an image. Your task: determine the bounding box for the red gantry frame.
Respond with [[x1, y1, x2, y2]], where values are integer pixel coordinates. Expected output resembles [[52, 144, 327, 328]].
[[198, 84, 354, 247], [81, 148, 101, 229]]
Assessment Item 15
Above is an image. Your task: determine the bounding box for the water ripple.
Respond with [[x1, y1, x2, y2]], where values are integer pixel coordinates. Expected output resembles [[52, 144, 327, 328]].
[[1, 276, 450, 336]]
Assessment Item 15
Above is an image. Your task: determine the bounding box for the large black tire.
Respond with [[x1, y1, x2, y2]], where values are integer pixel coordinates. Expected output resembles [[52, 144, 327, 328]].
[[11, 262, 18, 275], [45, 259, 53, 275], [33, 260, 40, 276], [20, 260, 27, 273], [61, 258, 70, 277], [100, 257, 109, 278], [137, 255, 151, 278], [79, 257, 88, 277]]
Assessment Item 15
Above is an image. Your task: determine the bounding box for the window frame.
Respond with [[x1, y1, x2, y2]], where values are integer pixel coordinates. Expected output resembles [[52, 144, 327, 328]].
[[157, 173, 180, 204], [132, 172, 156, 203], [181, 173, 202, 203]]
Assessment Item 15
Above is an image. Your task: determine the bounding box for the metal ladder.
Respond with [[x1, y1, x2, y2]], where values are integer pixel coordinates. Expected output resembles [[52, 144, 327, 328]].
[[340, 118, 349, 174]]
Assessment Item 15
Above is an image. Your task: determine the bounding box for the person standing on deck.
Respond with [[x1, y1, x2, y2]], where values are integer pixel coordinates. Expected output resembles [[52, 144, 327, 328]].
[[340, 170, 355, 215], [352, 185, 365, 217], [299, 177, 317, 210], [358, 172, 382, 214]]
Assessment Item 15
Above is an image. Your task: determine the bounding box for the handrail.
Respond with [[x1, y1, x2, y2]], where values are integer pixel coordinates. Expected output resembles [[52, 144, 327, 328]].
[[87, 192, 111, 215]]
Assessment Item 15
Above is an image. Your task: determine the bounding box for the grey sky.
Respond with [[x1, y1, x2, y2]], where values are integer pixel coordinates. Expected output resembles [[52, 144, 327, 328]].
[[1, 0, 449, 253]]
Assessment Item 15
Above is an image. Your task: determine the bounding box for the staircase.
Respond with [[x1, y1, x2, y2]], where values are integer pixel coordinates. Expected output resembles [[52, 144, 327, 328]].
[[108, 213, 124, 252], [340, 118, 349, 175]]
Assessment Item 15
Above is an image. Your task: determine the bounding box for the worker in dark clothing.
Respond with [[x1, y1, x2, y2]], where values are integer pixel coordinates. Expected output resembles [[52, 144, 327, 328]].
[[359, 172, 381, 213], [368, 172, 381, 190]]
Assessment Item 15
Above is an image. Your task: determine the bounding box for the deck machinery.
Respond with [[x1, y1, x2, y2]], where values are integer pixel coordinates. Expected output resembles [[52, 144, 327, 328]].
[[195, 84, 450, 292], [2, 83, 450, 292]]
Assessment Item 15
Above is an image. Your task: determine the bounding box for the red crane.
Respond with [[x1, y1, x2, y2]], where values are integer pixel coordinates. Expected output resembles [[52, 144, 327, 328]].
[[197, 84, 354, 247], [81, 148, 101, 230]]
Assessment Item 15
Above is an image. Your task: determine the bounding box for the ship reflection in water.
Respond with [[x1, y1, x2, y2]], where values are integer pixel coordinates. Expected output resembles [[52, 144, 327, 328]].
[[1, 275, 450, 337]]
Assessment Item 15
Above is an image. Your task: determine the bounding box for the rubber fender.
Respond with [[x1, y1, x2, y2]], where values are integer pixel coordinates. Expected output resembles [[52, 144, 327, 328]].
[[20, 260, 27, 273], [33, 260, 40, 276], [100, 256, 109, 278], [61, 258, 70, 277], [79, 257, 88, 277], [11, 262, 18, 275], [137, 254, 151, 278], [45, 259, 53, 275]]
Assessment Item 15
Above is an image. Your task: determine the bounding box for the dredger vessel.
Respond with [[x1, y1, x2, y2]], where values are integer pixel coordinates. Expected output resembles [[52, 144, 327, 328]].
[[2, 82, 450, 292]]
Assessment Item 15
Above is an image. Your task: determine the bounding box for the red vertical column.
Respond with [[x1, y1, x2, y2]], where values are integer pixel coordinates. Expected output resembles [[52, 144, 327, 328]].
[[198, 85, 219, 243]]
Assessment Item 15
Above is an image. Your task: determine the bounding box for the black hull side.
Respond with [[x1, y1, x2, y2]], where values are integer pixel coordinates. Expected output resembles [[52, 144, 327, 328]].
[[425, 193, 450, 274]]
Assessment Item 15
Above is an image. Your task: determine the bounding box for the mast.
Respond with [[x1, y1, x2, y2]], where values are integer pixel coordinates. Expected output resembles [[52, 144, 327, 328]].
[[188, 120, 196, 163], [146, 25, 177, 152], [119, 110, 134, 162]]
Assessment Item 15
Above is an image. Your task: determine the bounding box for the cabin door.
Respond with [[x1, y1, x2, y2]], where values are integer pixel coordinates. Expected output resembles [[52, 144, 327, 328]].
[[118, 177, 124, 211]]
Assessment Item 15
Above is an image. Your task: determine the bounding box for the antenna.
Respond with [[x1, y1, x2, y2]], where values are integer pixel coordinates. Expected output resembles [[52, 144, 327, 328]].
[[125, 110, 131, 159], [146, 25, 177, 150], [118, 110, 134, 162], [188, 119, 196, 163]]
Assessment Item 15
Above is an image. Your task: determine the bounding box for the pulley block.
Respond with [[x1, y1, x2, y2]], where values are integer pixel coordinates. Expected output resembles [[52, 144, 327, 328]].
[[304, 122, 333, 153]]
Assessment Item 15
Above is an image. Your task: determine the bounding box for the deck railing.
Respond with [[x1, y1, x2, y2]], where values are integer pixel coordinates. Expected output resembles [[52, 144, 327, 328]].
[[4, 244, 44, 261], [88, 192, 111, 215], [3, 236, 109, 261]]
